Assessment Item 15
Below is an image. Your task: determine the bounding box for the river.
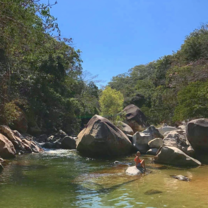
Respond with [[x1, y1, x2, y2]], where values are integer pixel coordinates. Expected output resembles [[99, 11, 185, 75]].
[[0, 149, 208, 208]]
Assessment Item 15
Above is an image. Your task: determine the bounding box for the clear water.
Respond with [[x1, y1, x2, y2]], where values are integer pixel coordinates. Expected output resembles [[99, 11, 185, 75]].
[[0, 149, 208, 208]]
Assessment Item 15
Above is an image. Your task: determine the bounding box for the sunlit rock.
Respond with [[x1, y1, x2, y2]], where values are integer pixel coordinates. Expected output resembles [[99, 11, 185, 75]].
[[132, 126, 163, 153], [126, 166, 142, 175], [0, 133, 16, 159], [76, 115, 132, 157], [187, 118, 208, 152], [154, 146, 201, 167]]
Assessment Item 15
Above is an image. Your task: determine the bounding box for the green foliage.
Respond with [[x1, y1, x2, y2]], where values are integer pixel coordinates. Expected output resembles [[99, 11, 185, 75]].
[[0, 0, 99, 134], [99, 87, 124, 118], [107, 24, 208, 125], [2, 102, 20, 126], [173, 81, 208, 121]]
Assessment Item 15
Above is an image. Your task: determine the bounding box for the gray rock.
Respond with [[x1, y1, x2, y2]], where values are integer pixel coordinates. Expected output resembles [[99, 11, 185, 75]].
[[76, 115, 132, 157], [187, 118, 208, 152], [117, 121, 134, 135], [163, 130, 194, 156], [123, 104, 148, 132], [126, 166, 142, 175], [148, 138, 163, 148], [132, 126, 163, 153], [60, 136, 76, 149], [170, 175, 190, 181], [146, 148, 159, 155], [154, 146, 201, 167]]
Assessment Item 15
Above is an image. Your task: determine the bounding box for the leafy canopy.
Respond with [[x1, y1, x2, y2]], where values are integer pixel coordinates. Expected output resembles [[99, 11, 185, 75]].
[[99, 87, 124, 118]]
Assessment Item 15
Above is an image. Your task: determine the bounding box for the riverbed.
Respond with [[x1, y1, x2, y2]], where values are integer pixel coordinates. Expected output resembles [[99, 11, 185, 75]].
[[0, 149, 208, 208]]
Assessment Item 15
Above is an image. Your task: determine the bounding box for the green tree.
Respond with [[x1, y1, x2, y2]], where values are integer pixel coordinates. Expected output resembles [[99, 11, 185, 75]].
[[99, 87, 124, 118], [173, 81, 208, 121]]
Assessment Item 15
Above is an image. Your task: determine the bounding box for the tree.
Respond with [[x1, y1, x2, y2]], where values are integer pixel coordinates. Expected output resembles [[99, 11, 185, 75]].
[[173, 81, 208, 121], [99, 87, 124, 118]]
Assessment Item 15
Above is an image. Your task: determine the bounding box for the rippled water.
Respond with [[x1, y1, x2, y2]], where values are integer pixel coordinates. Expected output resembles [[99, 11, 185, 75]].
[[0, 149, 208, 208]]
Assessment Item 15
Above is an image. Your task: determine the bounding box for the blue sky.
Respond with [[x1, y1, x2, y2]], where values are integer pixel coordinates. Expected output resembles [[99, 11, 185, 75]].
[[43, 0, 208, 86]]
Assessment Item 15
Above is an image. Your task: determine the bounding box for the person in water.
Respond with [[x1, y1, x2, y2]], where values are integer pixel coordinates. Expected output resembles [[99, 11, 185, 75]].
[[134, 151, 146, 172]]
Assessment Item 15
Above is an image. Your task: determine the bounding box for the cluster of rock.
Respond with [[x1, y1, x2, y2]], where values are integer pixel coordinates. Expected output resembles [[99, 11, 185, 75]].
[[1, 103, 207, 172], [0, 125, 42, 170], [36, 130, 76, 150], [76, 106, 208, 168]]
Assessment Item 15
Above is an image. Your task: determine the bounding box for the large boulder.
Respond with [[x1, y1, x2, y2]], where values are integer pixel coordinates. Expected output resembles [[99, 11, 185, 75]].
[[132, 126, 163, 153], [186, 118, 208, 152], [0, 133, 16, 159], [164, 130, 194, 156], [154, 146, 201, 167], [76, 115, 132, 157], [126, 166, 142, 175], [117, 121, 134, 135], [60, 136, 76, 149], [123, 104, 148, 132]]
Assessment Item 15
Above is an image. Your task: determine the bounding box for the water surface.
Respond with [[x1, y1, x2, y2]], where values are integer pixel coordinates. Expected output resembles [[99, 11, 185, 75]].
[[0, 149, 208, 208]]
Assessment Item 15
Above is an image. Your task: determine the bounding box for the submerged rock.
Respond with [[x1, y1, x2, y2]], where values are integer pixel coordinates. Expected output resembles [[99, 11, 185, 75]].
[[144, 189, 163, 195], [170, 175, 190, 181], [187, 118, 208, 152], [76, 115, 132, 157], [154, 146, 201, 167]]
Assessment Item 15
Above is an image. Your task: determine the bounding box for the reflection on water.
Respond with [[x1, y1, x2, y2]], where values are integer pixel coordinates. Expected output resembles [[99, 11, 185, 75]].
[[0, 149, 208, 208]]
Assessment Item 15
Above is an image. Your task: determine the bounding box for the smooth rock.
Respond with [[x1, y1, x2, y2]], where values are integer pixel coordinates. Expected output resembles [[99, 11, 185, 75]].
[[0, 125, 25, 151], [186, 118, 208, 152], [0, 133, 16, 159], [60, 136, 76, 149], [126, 166, 142, 175], [148, 138, 163, 148], [76, 115, 132, 157], [117, 121, 134, 135], [123, 104, 148, 132], [154, 146, 201, 167]]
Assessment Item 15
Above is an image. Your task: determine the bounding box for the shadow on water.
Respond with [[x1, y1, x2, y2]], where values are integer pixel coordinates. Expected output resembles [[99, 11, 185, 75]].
[[80, 178, 139, 194]]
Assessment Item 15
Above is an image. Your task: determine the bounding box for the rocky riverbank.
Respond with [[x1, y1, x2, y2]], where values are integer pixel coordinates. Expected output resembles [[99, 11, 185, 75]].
[[1, 105, 208, 172]]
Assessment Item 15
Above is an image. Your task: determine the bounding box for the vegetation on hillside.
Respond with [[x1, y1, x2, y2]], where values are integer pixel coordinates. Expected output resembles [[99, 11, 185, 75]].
[[0, 0, 99, 134], [108, 25, 208, 125], [1, 0, 207, 134]]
